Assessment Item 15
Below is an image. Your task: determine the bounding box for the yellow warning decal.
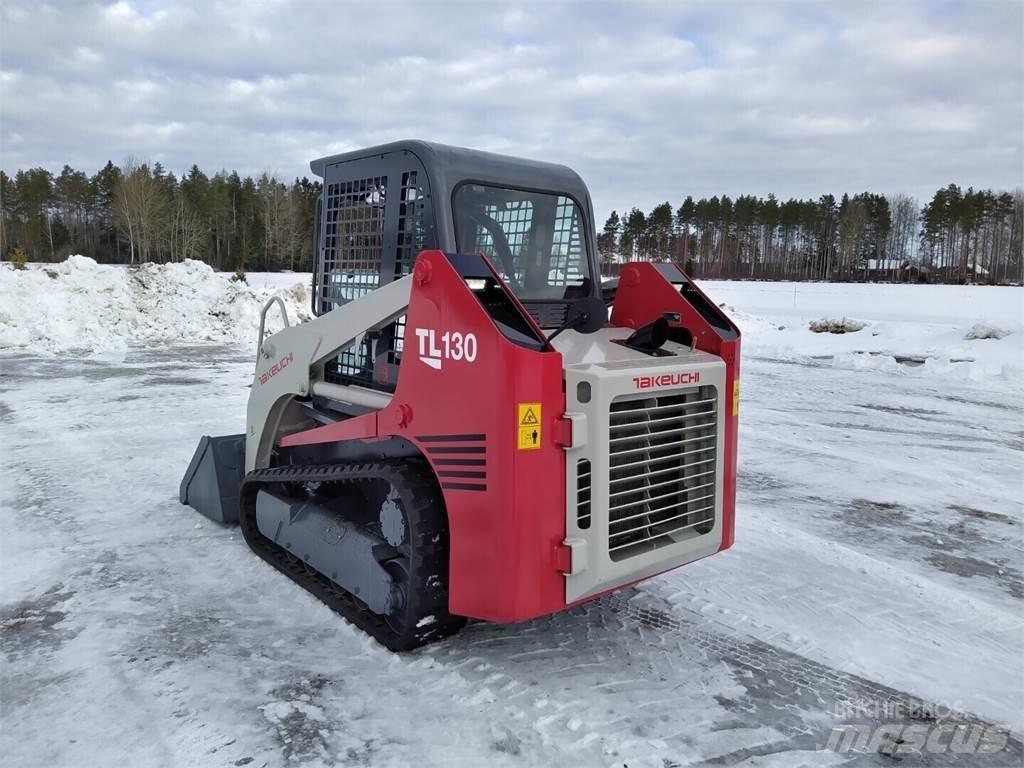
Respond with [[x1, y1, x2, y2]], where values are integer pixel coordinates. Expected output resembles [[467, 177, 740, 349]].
[[732, 379, 740, 417], [517, 402, 542, 450]]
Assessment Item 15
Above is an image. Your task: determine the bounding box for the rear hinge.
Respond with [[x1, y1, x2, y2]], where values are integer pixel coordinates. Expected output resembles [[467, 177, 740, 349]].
[[553, 418, 572, 447], [554, 413, 586, 449], [555, 538, 587, 576]]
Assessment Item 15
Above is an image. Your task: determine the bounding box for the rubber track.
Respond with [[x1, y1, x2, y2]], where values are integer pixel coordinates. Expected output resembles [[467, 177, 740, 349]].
[[239, 460, 464, 651]]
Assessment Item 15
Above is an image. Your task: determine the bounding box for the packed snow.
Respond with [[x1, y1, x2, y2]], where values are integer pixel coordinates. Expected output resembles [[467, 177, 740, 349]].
[[965, 323, 1013, 341], [808, 317, 867, 334], [0, 256, 312, 354], [1, 262, 1022, 767]]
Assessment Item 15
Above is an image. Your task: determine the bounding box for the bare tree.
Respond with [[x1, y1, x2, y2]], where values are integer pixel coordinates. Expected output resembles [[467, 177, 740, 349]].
[[113, 158, 166, 263], [836, 200, 867, 278], [885, 194, 918, 263], [165, 186, 208, 261], [256, 172, 291, 270]]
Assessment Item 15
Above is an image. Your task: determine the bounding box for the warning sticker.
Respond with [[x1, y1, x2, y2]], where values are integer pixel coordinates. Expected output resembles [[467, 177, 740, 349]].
[[517, 402, 542, 450], [732, 379, 740, 416]]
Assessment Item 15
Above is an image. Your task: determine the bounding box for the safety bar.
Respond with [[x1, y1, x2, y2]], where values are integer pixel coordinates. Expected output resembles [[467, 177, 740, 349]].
[[257, 296, 291, 366]]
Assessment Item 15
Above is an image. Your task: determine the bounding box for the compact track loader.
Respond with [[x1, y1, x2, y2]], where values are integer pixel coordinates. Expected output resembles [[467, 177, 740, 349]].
[[180, 141, 741, 650]]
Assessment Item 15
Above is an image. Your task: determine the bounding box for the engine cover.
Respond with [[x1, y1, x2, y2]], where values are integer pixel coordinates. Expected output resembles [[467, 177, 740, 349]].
[[553, 328, 727, 602]]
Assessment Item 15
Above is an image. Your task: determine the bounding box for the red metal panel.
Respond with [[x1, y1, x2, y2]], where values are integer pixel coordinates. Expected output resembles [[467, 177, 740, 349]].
[[610, 262, 741, 553]]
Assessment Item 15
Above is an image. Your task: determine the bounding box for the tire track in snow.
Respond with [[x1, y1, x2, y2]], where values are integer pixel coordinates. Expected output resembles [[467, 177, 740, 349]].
[[421, 590, 1023, 767]]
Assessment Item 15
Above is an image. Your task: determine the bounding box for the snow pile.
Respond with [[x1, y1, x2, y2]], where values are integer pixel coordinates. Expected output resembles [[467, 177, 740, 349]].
[[808, 316, 866, 334], [963, 323, 1011, 341], [0, 256, 312, 354]]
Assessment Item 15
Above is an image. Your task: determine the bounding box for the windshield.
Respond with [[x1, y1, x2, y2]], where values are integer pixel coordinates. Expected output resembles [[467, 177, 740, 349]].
[[453, 184, 593, 301]]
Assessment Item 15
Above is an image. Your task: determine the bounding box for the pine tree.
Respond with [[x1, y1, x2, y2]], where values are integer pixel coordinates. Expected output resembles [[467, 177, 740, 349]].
[[621, 208, 646, 261], [675, 196, 695, 264], [598, 210, 620, 265], [646, 202, 673, 259]]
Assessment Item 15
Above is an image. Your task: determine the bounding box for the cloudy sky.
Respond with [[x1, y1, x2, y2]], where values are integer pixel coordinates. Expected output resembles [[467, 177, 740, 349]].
[[0, 0, 1021, 220]]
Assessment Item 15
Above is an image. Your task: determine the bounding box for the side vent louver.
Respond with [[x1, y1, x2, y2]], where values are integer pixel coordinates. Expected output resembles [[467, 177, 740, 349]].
[[577, 458, 592, 529], [417, 434, 487, 492]]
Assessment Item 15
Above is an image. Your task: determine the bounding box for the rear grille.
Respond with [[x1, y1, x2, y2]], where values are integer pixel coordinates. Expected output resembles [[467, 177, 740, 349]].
[[524, 302, 569, 329], [607, 386, 718, 561]]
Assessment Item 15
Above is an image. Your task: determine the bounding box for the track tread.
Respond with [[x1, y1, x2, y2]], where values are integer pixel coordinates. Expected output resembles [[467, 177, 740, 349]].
[[239, 459, 465, 651]]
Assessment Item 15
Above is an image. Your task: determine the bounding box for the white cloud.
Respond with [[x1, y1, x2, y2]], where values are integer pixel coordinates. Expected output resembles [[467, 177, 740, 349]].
[[0, 0, 1020, 220]]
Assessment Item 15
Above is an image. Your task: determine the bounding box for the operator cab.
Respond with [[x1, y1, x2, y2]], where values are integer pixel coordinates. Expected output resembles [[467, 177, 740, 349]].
[[310, 140, 602, 392]]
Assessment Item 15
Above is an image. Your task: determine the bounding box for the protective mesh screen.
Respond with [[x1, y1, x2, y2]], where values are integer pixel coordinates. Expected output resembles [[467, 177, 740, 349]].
[[390, 171, 427, 362], [550, 197, 584, 287], [473, 201, 534, 284], [320, 168, 430, 388], [459, 189, 587, 298], [321, 175, 388, 314]]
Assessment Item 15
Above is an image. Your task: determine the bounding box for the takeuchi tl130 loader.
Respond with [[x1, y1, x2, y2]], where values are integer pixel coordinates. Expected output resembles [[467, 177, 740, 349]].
[[180, 141, 741, 651]]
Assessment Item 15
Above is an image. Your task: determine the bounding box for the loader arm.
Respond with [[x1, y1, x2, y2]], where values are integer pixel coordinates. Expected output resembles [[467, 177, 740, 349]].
[[246, 275, 412, 472]]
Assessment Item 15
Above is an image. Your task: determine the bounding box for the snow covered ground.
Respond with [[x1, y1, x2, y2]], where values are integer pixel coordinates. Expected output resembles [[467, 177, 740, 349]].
[[1, 261, 1022, 767], [698, 279, 1023, 384]]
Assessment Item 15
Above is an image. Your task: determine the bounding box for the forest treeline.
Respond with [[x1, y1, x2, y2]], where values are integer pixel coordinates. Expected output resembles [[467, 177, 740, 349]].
[[0, 161, 319, 272], [599, 187, 1023, 283], [1, 160, 1021, 283]]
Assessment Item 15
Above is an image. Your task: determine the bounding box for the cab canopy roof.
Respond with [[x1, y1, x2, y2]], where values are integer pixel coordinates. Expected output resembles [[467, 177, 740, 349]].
[[309, 139, 594, 213]]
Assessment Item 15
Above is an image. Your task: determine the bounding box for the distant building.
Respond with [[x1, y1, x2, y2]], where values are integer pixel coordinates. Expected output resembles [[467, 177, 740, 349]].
[[919, 256, 993, 283], [856, 259, 929, 282]]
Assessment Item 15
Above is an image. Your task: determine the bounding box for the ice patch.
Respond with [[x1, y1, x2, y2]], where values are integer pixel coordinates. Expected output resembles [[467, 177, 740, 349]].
[[465, 686, 496, 705], [259, 699, 327, 723]]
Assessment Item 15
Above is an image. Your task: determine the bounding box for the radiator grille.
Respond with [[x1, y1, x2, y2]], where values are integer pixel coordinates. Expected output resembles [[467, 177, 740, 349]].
[[607, 386, 718, 561]]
